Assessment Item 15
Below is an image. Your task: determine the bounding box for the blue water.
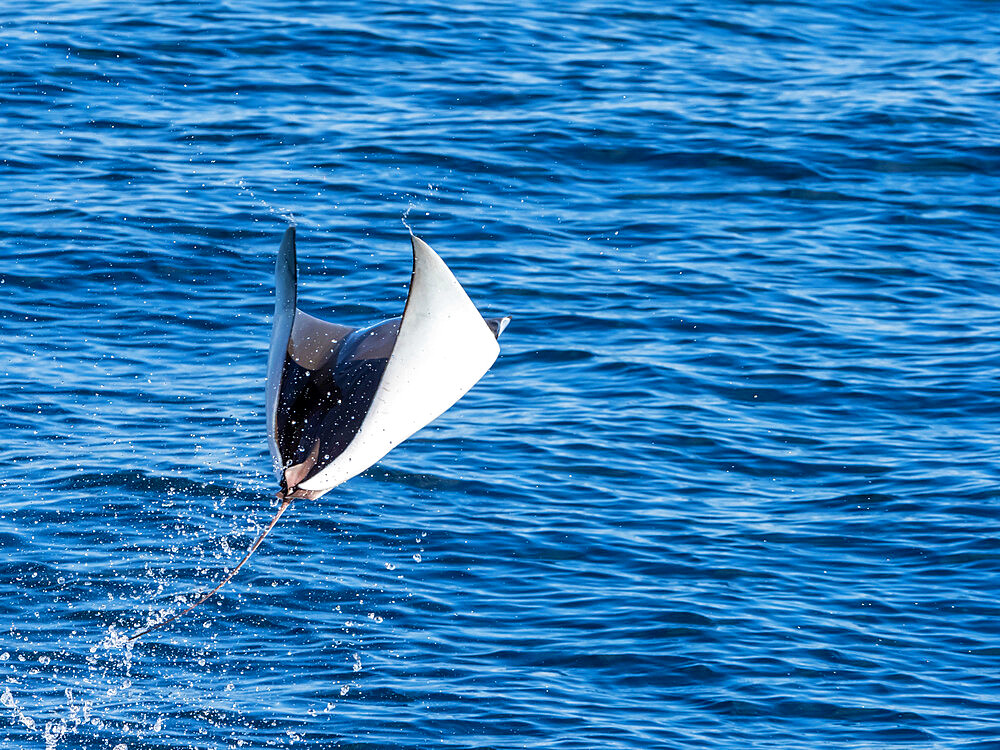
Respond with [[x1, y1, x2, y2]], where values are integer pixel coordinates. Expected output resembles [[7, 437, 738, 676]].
[[3, 1, 1000, 747]]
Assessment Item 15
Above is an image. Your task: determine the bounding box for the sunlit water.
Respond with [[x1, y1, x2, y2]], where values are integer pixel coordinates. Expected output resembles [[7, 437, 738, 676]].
[[3, 1, 1000, 748]]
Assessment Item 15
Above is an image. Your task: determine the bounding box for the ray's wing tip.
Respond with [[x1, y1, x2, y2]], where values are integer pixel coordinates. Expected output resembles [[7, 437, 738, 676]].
[[409, 233, 435, 254], [276, 225, 298, 282]]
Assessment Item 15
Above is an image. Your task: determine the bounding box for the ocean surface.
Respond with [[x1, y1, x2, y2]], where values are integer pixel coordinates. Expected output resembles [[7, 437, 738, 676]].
[[2, 1, 999, 747]]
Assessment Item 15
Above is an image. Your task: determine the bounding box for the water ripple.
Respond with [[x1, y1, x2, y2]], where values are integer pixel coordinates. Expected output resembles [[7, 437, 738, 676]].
[[2, 0, 999, 748]]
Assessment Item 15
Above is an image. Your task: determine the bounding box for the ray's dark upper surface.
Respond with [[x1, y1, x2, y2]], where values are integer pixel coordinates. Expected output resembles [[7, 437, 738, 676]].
[[275, 329, 392, 489], [2, 1, 1000, 748]]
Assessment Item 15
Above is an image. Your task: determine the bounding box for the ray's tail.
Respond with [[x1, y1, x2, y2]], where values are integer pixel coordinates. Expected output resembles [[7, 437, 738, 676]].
[[130, 497, 293, 641]]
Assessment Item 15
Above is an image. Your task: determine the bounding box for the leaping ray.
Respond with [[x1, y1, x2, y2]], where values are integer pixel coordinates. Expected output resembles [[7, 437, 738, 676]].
[[130, 227, 509, 640]]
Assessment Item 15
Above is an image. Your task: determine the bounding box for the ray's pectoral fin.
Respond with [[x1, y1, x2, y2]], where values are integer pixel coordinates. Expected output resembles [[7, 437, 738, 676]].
[[266, 226, 299, 478], [265, 226, 379, 498], [292, 234, 505, 496]]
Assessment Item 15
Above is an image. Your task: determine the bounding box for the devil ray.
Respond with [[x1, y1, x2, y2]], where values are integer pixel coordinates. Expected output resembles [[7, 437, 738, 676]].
[[267, 226, 509, 500]]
